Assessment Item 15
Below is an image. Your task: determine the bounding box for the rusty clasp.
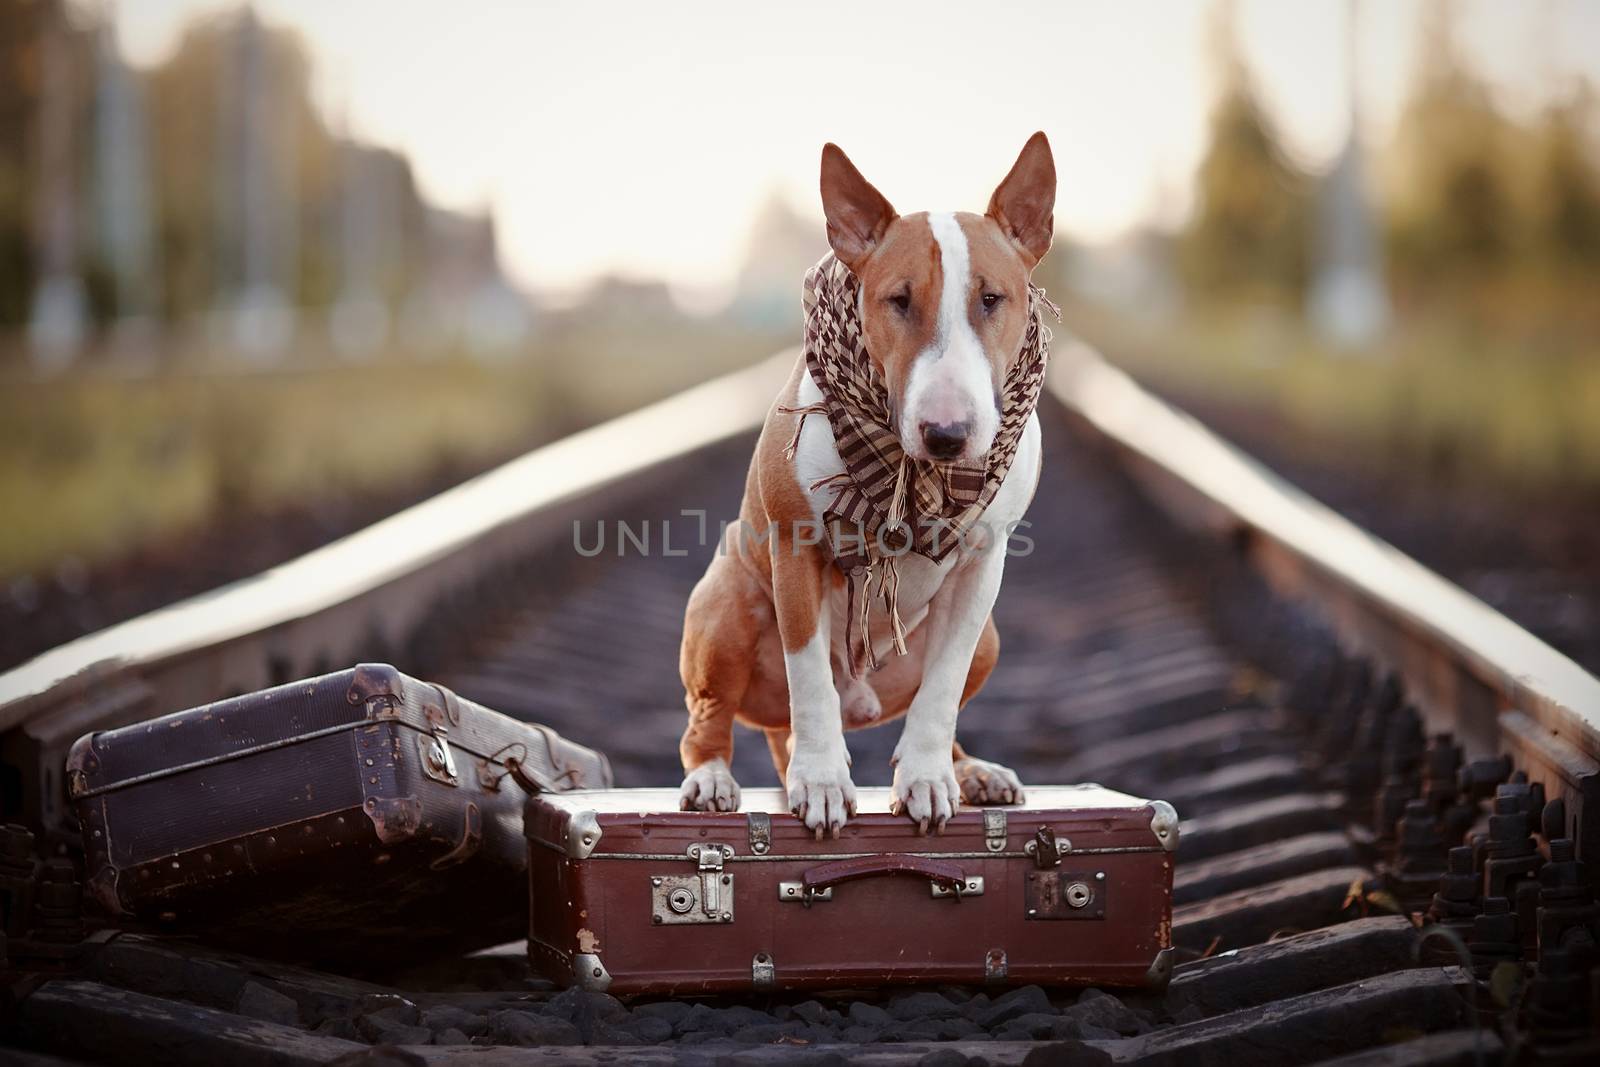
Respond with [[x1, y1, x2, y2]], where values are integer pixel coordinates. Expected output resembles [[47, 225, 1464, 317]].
[[418, 725, 459, 786], [1028, 825, 1062, 869]]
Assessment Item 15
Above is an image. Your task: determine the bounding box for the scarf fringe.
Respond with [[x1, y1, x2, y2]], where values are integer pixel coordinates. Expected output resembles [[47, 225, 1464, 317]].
[[880, 556, 908, 657], [776, 402, 829, 459], [809, 471, 853, 494]]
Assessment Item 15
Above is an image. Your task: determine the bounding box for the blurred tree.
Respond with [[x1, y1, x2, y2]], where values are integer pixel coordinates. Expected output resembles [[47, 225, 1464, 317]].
[[1179, 1, 1310, 305], [142, 12, 437, 332], [143, 15, 226, 323], [1, 0, 98, 339], [0, 0, 44, 330], [1529, 85, 1600, 271], [1384, 0, 1519, 289]]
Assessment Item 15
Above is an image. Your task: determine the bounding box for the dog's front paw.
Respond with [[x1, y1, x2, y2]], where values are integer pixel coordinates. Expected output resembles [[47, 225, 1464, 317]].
[[954, 755, 1025, 806], [890, 748, 962, 834], [679, 758, 741, 812], [784, 744, 857, 839]]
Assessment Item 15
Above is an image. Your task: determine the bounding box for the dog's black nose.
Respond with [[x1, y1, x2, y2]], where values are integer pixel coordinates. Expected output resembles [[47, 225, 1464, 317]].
[[920, 421, 969, 460]]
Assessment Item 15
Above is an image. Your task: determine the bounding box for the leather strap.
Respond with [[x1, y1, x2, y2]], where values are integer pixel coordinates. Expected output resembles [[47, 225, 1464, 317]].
[[801, 854, 967, 893], [505, 755, 560, 794]]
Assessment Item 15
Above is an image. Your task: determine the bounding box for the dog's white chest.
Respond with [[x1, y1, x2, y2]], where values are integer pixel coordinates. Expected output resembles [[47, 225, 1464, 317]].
[[789, 367, 1040, 642]]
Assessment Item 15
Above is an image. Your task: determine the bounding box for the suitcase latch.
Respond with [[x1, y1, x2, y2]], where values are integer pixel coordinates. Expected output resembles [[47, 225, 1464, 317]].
[[747, 812, 771, 855], [983, 809, 1007, 852], [650, 844, 734, 925], [1025, 825, 1068, 868], [419, 725, 459, 786]]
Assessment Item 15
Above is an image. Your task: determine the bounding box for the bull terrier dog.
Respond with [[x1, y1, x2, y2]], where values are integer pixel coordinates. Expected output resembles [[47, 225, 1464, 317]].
[[678, 133, 1056, 836]]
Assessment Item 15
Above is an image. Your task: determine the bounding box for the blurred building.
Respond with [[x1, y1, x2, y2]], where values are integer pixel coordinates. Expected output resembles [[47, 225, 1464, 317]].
[[93, 8, 159, 355], [1064, 229, 1181, 323], [729, 192, 825, 330], [212, 7, 297, 359], [1308, 0, 1390, 349], [28, 2, 87, 369], [399, 207, 534, 357], [329, 132, 397, 359]]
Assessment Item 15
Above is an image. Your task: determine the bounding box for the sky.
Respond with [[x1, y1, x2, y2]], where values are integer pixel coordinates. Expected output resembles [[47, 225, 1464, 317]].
[[113, 0, 1600, 302]]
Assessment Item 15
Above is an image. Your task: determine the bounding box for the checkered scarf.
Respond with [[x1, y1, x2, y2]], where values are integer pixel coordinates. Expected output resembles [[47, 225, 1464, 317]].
[[781, 252, 1058, 676]]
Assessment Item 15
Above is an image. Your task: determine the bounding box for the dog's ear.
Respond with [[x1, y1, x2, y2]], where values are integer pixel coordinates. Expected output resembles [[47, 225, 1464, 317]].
[[987, 131, 1055, 269], [820, 143, 897, 272]]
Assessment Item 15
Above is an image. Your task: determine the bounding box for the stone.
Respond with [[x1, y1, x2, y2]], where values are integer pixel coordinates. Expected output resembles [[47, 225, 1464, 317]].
[[997, 1012, 1076, 1041], [917, 1051, 977, 1067], [674, 1003, 719, 1035], [840, 1024, 879, 1043], [1170, 1003, 1205, 1025], [892, 1017, 982, 1042], [889, 991, 962, 1021], [433, 1028, 471, 1046], [677, 1031, 739, 1047], [847, 1002, 892, 1027], [327, 1049, 430, 1066], [798, 1023, 840, 1044], [546, 987, 628, 1024], [790, 1000, 836, 1026], [585, 1020, 645, 1046], [712, 1005, 779, 1033], [1021, 1042, 1115, 1066], [358, 1008, 434, 1045], [236, 981, 299, 1027], [623, 1014, 675, 1043], [1066, 990, 1149, 1035], [975, 985, 1053, 1029], [314, 1017, 363, 1042], [959, 993, 992, 1020], [718, 1051, 848, 1067], [732, 1022, 793, 1044], [634, 1001, 694, 1027], [486, 1009, 582, 1046], [355, 995, 421, 1026], [373, 1024, 433, 1046], [545, 987, 632, 1044], [420, 1004, 484, 1037]]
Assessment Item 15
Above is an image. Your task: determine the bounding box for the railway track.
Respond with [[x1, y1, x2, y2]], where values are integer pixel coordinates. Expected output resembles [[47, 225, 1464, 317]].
[[2, 344, 1598, 1065]]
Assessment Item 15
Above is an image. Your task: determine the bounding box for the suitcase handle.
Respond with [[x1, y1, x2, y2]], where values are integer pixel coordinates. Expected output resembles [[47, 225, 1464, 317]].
[[505, 754, 561, 794], [801, 854, 970, 895], [480, 742, 563, 794], [482, 732, 583, 794]]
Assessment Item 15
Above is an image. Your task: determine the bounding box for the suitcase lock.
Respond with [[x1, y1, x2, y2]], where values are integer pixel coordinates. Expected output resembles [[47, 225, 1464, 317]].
[[650, 844, 735, 925]]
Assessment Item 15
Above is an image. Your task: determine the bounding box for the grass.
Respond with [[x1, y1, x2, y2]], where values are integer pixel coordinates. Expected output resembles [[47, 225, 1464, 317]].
[[0, 318, 787, 582], [1065, 297, 1600, 493], [13, 288, 1587, 587]]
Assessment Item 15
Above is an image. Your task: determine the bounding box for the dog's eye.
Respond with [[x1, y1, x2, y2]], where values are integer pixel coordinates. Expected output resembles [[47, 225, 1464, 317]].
[[981, 293, 1003, 312], [888, 293, 911, 314]]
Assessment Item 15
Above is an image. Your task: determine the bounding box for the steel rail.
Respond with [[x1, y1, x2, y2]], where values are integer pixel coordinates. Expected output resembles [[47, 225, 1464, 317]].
[[1048, 341, 1600, 860]]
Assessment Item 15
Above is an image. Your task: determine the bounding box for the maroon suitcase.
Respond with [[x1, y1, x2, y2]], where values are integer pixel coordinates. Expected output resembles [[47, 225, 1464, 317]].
[[68, 663, 611, 967], [524, 785, 1176, 994]]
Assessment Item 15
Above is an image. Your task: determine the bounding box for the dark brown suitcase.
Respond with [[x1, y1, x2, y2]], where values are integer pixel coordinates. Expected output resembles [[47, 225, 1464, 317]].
[[524, 785, 1176, 994], [67, 663, 611, 967]]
